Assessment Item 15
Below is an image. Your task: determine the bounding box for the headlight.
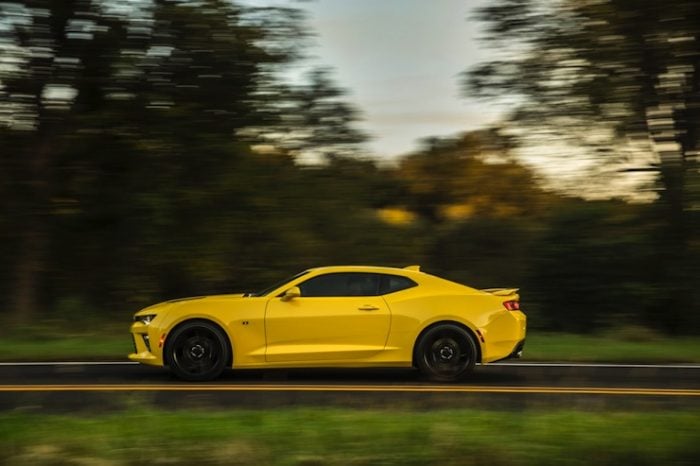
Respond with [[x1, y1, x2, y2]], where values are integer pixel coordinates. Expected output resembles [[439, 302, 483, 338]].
[[134, 314, 157, 324]]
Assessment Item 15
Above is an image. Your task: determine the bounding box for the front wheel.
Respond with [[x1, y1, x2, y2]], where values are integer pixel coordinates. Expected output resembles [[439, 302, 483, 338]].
[[166, 321, 229, 381], [416, 324, 477, 382]]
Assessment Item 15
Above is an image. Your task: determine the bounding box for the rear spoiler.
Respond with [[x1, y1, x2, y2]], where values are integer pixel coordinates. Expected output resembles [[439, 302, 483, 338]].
[[481, 288, 519, 297]]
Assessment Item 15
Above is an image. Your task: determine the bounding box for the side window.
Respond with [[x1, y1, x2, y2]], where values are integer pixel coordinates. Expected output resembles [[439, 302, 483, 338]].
[[298, 273, 380, 297], [378, 274, 417, 295]]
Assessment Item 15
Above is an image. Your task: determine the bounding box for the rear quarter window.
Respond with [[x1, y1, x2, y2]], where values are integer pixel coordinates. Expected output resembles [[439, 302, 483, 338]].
[[379, 274, 417, 295]]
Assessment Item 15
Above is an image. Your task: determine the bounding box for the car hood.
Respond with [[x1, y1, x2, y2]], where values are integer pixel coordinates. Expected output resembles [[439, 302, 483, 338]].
[[134, 293, 247, 317], [166, 293, 247, 303]]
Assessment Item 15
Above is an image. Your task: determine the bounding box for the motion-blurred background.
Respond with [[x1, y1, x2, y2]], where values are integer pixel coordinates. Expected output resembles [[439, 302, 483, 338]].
[[1, 0, 698, 336]]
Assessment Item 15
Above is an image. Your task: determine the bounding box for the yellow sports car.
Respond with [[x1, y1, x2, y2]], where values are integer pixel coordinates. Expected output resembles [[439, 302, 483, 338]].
[[129, 265, 526, 381]]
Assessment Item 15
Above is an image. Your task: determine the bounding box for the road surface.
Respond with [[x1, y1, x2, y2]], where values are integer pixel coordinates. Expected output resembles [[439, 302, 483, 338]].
[[2, 361, 699, 411]]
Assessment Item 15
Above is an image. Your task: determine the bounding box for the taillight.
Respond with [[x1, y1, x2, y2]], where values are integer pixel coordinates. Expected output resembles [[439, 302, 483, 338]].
[[503, 300, 520, 311]]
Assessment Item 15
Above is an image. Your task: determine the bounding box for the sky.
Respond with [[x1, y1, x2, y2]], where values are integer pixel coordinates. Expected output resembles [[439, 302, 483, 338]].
[[290, 0, 499, 159], [249, 0, 655, 200]]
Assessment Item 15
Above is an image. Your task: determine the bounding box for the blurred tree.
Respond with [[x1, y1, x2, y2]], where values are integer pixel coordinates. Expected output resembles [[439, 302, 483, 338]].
[[527, 200, 656, 332], [427, 216, 536, 291], [2, 0, 687, 337], [388, 129, 550, 313], [245, 67, 369, 162], [466, 0, 700, 332], [395, 129, 546, 222], [0, 0, 380, 321], [0, 0, 130, 321]]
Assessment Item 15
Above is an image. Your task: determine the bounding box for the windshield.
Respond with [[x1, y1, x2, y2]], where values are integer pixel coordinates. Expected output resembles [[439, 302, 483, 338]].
[[251, 270, 309, 297]]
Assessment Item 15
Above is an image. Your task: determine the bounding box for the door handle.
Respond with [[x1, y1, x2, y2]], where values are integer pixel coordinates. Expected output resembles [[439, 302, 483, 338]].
[[358, 305, 379, 311]]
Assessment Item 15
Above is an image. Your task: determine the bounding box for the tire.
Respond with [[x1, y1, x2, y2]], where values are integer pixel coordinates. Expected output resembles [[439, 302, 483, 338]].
[[166, 321, 229, 381], [416, 324, 477, 382]]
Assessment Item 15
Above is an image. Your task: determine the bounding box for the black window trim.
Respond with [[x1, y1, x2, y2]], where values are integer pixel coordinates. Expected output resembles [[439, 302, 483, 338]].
[[293, 272, 418, 297]]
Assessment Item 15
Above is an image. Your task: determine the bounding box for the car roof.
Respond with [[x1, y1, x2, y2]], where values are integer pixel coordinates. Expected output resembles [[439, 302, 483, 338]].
[[306, 265, 423, 276], [301, 265, 476, 293]]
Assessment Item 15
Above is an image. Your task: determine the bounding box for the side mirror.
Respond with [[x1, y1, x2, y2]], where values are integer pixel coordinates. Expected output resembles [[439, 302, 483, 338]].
[[281, 286, 301, 301]]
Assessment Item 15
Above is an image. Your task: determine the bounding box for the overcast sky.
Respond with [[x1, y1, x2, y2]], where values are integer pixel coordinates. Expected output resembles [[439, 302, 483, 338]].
[[287, 0, 500, 159], [241, 0, 654, 200]]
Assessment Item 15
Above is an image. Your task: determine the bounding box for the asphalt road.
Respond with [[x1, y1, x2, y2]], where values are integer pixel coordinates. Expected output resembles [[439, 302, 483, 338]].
[[1, 362, 699, 411]]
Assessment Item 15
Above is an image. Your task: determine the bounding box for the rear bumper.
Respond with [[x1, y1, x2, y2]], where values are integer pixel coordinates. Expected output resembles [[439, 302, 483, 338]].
[[490, 339, 525, 363], [507, 339, 525, 359], [480, 308, 526, 363]]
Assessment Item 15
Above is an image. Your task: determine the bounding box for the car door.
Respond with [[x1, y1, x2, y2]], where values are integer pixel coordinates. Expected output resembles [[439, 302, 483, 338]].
[[264, 272, 391, 362]]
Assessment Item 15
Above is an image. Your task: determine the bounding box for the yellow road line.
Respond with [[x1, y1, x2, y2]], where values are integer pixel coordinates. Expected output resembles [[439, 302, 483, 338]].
[[0, 384, 699, 396]]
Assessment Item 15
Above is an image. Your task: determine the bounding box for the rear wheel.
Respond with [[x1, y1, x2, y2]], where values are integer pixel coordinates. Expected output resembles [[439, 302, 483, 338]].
[[166, 321, 229, 381], [416, 324, 477, 382]]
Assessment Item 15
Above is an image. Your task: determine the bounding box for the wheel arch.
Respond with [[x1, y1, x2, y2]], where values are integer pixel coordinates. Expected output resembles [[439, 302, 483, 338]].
[[163, 318, 234, 368], [412, 320, 482, 367]]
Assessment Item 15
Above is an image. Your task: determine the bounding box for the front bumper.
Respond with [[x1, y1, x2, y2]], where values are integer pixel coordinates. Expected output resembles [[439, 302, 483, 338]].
[[128, 321, 163, 366]]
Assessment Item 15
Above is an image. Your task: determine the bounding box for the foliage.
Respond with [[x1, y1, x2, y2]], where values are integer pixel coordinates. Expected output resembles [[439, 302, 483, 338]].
[[466, 0, 700, 332], [0, 0, 697, 335], [3, 326, 699, 362], [0, 0, 373, 316], [1, 408, 699, 465], [394, 130, 545, 222], [523, 331, 700, 363], [526, 199, 657, 331]]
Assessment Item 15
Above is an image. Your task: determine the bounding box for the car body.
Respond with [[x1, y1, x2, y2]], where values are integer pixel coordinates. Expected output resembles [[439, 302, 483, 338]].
[[129, 265, 526, 381]]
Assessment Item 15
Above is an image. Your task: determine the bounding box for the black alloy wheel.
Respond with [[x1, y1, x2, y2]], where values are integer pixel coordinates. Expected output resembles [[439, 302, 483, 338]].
[[166, 321, 229, 381], [416, 324, 477, 382]]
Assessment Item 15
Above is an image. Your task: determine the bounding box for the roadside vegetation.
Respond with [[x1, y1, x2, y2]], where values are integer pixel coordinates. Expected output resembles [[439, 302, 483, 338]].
[[2, 324, 698, 363], [524, 331, 700, 363], [1, 1, 698, 340], [1, 408, 698, 465]]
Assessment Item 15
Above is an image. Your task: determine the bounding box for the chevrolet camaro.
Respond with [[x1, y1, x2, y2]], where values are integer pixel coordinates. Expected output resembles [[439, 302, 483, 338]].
[[129, 265, 526, 381]]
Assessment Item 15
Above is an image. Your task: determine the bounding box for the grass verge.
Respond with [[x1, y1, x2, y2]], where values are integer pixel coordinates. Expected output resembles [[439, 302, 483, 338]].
[[1, 408, 698, 465], [1, 326, 699, 363], [0, 334, 131, 361], [523, 332, 700, 363]]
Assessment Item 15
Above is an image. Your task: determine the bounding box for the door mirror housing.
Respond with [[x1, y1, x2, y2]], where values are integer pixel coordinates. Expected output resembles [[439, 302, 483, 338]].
[[281, 286, 301, 301]]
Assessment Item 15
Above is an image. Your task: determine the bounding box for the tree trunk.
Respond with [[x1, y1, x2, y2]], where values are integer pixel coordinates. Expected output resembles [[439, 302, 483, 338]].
[[9, 224, 48, 324], [9, 134, 53, 324]]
